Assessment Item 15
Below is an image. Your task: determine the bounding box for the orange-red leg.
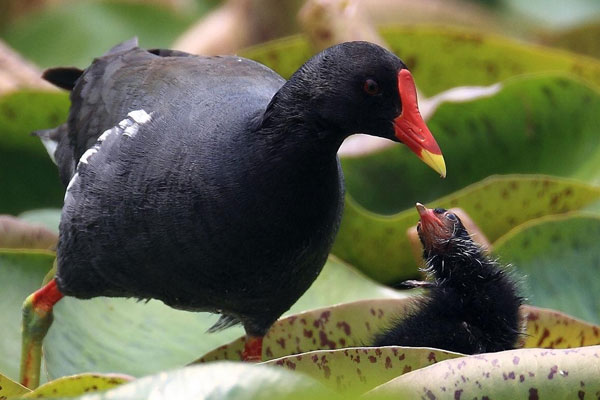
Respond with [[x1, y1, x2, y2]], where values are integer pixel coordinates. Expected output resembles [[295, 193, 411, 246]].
[[242, 335, 263, 362], [20, 278, 64, 389]]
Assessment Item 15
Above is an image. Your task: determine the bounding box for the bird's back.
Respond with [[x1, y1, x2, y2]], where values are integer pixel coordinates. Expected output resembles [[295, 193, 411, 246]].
[[52, 41, 343, 332]]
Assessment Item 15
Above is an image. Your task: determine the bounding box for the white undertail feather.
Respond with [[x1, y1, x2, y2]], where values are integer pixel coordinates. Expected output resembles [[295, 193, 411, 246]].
[[40, 137, 58, 165]]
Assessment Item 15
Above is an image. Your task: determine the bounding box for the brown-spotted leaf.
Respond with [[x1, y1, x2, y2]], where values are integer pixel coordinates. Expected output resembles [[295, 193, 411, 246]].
[[196, 298, 413, 363], [0, 215, 58, 250], [367, 346, 600, 400], [20, 373, 132, 398], [0, 372, 30, 398], [197, 299, 600, 364], [333, 175, 600, 283], [522, 305, 600, 349], [266, 347, 462, 394]]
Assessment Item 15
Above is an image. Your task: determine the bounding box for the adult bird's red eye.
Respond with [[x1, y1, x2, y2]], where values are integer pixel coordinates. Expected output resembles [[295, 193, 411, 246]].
[[363, 79, 380, 95]]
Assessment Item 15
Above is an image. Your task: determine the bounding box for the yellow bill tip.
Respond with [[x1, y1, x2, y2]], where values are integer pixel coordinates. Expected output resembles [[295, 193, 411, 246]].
[[420, 150, 446, 178]]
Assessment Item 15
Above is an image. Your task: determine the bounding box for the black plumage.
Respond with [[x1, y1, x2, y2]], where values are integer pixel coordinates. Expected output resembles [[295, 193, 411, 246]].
[[374, 204, 523, 354], [25, 38, 446, 366]]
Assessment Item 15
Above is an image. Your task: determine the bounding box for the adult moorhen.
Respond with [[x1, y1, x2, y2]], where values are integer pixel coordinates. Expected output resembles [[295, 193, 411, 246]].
[[374, 204, 523, 354], [21, 39, 446, 387]]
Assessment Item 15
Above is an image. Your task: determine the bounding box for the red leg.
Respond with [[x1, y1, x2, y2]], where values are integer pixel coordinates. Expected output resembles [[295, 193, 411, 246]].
[[242, 335, 263, 362], [20, 278, 64, 388]]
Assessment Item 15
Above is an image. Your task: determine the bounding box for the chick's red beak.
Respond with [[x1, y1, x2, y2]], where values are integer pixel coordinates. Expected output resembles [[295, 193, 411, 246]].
[[416, 203, 449, 249], [394, 70, 446, 178]]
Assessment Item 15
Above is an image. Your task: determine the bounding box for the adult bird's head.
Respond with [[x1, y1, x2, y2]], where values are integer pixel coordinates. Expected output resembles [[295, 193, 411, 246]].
[[281, 41, 446, 177]]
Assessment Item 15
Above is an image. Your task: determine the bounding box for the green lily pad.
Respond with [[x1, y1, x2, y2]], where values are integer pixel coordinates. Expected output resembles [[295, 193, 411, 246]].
[[241, 26, 600, 95], [44, 257, 403, 380], [367, 345, 600, 400], [341, 74, 600, 214], [57, 363, 339, 400], [0, 372, 30, 398], [333, 175, 600, 283], [20, 373, 131, 398], [494, 213, 600, 324], [0, 91, 69, 215], [266, 347, 462, 394], [0, 250, 54, 381], [2, 0, 207, 69]]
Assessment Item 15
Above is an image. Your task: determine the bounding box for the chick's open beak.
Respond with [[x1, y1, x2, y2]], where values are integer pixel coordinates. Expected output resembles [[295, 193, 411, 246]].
[[394, 70, 446, 178]]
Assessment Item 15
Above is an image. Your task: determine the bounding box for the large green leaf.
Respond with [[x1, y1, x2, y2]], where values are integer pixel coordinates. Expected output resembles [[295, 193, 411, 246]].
[[43, 257, 403, 380], [266, 347, 462, 394], [494, 213, 600, 324], [341, 74, 600, 214], [198, 298, 600, 363], [0, 250, 54, 381], [333, 175, 600, 283], [0, 91, 68, 214], [241, 26, 600, 95], [40, 363, 340, 400], [1, 0, 208, 69], [367, 345, 600, 400]]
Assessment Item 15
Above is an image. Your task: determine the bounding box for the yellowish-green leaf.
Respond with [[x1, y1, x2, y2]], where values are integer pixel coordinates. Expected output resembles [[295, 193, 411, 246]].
[[522, 305, 600, 349], [266, 347, 462, 394], [0, 372, 30, 398], [198, 298, 410, 363], [20, 373, 131, 398], [367, 346, 600, 400]]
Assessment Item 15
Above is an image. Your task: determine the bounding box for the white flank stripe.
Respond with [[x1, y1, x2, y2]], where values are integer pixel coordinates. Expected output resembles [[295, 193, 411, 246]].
[[123, 124, 139, 137], [40, 137, 58, 165], [64, 172, 79, 201], [79, 148, 98, 165], [128, 109, 152, 124]]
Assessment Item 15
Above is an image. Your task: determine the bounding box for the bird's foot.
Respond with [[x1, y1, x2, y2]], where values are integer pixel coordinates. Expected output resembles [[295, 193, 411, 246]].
[[242, 335, 263, 362], [20, 278, 64, 389]]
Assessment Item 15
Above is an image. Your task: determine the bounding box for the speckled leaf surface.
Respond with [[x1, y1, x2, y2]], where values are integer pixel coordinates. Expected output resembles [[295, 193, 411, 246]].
[[333, 175, 600, 283], [266, 347, 462, 394], [0, 372, 30, 398], [0, 91, 69, 215], [50, 363, 340, 400], [495, 214, 600, 324], [341, 74, 600, 214], [0, 216, 58, 250], [367, 346, 600, 400], [20, 373, 131, 398], [0, 250, 54, 381], [197, 298, 411, 363], [522, 305, 600, 349], [241, 26, 600, 95], [43, 257, 403, 380], [197, 297, 599, 365]]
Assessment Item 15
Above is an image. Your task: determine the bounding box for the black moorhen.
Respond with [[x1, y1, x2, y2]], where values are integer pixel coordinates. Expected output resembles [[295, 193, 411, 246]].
[[21, 39, 446, 387], [374, 204, 523, 354]]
